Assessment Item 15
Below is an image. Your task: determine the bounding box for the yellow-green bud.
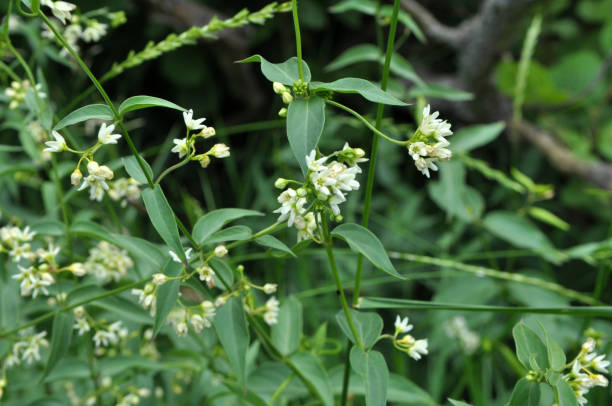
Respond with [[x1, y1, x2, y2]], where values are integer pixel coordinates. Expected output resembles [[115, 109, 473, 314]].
[[208, 143, 230, 158], [274, 178, 289, 189], [71, 168, 82, 186], [278, 107, 288, 117], [194, 154, 211, 168], [281, 91, 293, 104], [272, 82, 286, 94]]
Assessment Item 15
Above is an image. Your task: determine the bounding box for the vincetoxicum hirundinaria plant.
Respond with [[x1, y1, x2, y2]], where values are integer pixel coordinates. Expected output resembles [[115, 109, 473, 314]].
[[0, 0, 610, 406]]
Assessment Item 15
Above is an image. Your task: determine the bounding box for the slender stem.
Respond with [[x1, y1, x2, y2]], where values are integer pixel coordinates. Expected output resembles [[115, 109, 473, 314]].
[[156, 156, 191, 184], [339, 347, 352, 406], [0, 60, 20, 81], [353, 0, 402, 305], [291, 0, 304, 81], [268, 372, 295, 406], [321, 214, 364, 350], [38, 12, 154, 188], [0, 278, 150, 338], [326, 99, 406, 146]]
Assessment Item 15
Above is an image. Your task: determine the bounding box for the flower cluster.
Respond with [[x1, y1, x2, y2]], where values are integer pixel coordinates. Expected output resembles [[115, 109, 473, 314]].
[[393, 315, 428, 361], [0, 225, 37, 262], [41, 0, 76, 25], [78, 241, 134, 283], [273, 143, 367, 242], [407, 105, 453, 178], [166, 301, 216, 336], [562, 338, 609, 405], [115, 388, 151, 406], [171, 109, 228, 168], [263, 296, 280, 325], [4, 330, 49, 367], [444, 316, 480, 354], [92, 321, 128, 348], [107, 177, 142, 207], [4, 80, 46, 110]]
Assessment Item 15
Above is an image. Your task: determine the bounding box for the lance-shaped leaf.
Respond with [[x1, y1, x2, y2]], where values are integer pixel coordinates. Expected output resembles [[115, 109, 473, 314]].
[[192, 208, 262, 244], [508, 378, 541, 406], [336, 309, 383, 348], [332, 223, 401, 279], [142, 185, 185, 261], [289, 352, 334, 406], [40, 311, 74, 381], [118, 95, 186, 116], [350, 347, 389, 406], [122, 155, 154, 184], [271, 296, 303, 355], [512, 323, 548, 371], [214, 297, 249, 387], [54, 104, 113, 130], [254, 235, 296, 257], [238, 55, 311, 85], [153, 260, 182, 335], [287, 96, 326, 175], [556, 379, 580, 406], [310, 78, 407, 106]]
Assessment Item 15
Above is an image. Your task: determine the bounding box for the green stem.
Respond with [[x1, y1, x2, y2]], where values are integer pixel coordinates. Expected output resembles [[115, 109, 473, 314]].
[[0, 278, 150, 338], [326, 99, 406, 146], [339, 347, 352, 406], [38, 12, 154, 189], [268, 372, 295, 406], [353, 0, 401, 306], [156, 155, 191, 184], [291, 0, 304, 81], [0, 60, 20, 81], [321, 214, 364, 350]]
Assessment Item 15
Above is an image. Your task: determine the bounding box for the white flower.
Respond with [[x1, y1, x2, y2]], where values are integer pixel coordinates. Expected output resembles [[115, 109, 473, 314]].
[[305, 150, 329, 172], [175, 322, 188, 336], [82, 20, 108, 42], [71, 168, 82, 186], [208, 143, 230, 158], [214, 245, 228, 257], [408, 339, 428, 360], [197, 264, 215, 286], [182, 109, 206, 131], [43, 131, 67, 153], [171, 138, 190, 158], [263, 283, 277, 294], [263, 297, 280, 325], [419, 105, 452, 139], [394, 315, 413, 334], [414, 157, 438, 178], [97, 123, 121, 145], [273, 188, 306, 227], [43, 0, 76, 25], [74, 318, 91, 336], [590, 354, 610, 373], [201, 300, 216, 325], [169, 248, 192, 263], [152, 273, 167, 286], [294, 212, 318, 243]]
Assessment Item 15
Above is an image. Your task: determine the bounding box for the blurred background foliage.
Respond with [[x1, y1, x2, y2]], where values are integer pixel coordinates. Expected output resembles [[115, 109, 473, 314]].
[[1, 0, 612, 405]]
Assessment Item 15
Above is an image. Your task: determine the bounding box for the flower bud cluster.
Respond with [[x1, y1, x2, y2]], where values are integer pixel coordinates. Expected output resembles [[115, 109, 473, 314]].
[[166, 301, 216, 336], [273, 143, 367, 242], [407, 105, 453, 178], [92, 321, 128, 348], [393, 314, 428, 361], [444, 316, 480, 354], [107, 177, 142, 207], [4, 80, 46, 110], [74, 240, 133, 283], [272, 82, 294, 117]]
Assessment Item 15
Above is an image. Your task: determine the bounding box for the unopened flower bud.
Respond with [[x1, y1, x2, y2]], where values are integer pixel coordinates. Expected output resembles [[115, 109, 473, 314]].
[[195, 154, 211, 168], [274, 178, 289, 189], [335, 214, 343, 222], [73, 305, 86, 318], [152, 273, 167, 286], [87, 160, 100, 174], [209, 143, 230, 158], [296, 187, 307, 197], [272, 82, 286, 94], [98, 165, 114, 180], [198, 127, 216, 138], [263, 283, 277, 294], [214, 245, 228, 257], [71, 168, 82, 186], [69, 262, 86, 276], [144, 283, 155, 294], [281, 91, 293, 104], [278, 107, 288, 117]]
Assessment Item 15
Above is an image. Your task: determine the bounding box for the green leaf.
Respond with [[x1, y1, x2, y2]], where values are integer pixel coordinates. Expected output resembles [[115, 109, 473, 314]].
[[527, 207, 570, 231], [142, 185, 184, 261], [54, 104, 114, 130], [335, 309, 383, 349], [0, 144, 23, 152], [271, 296, 303, 356], [40, 312, 74, 382], [508, 378, 541, 406], [209, 257, 234, 287], [555, 379, 580, 406], [287, 96, 326, 175], [153, 261, 182, 335], [203, 225, 252, 245], [407, 83, 474, 101], [122, 155, 153, 184], [428, 161, 484, 222], [512, 323, 548, 371], [214, 297, 249, 387], [192, 208, 262, 244], [349, 347, 389, 406], [223, 381, 268, 406], [254, 235, 296, 257], [311, 78, 407, 106], [238, 55, 311, 85], [289, 352, 334, 406], [450, 122, 506, 153], [118, 95, 185, 116], [483, 211, 559, 261], [29, 219, 66, 236], [448, 400, 473, 406], [331, 223, 401, 279], [540, 325, 566, 371]]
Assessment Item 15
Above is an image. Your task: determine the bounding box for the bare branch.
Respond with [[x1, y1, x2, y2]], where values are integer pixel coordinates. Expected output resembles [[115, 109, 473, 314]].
[[400, 0, 477, 48], [513, 120, 612, 190]]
